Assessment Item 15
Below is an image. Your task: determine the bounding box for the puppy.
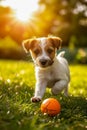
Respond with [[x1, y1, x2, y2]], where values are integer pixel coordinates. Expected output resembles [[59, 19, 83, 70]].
[[22, 36, 70, 102]]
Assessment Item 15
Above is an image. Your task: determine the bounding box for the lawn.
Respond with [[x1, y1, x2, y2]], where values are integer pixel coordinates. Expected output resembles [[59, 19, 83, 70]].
[[0, 60, 87, 130]]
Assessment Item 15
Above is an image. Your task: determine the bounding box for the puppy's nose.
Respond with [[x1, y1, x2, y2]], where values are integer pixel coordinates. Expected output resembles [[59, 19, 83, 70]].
[[40, 59, 47, 65]]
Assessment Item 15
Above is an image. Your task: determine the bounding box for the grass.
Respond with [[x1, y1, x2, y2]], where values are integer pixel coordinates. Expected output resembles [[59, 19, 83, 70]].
[[0, 60, 87, 130]]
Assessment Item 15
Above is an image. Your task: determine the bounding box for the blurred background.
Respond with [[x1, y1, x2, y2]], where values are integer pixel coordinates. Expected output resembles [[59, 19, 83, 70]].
[[0, 0, 87, 63]]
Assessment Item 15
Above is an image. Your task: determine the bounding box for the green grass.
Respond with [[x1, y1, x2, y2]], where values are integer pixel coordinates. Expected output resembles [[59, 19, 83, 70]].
[[0, 60, 87, 130]]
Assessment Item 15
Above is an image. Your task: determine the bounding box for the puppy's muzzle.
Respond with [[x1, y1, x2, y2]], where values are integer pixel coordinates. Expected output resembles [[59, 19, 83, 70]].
[[39, 59, 54, 67], [40, 59, 48, 65]]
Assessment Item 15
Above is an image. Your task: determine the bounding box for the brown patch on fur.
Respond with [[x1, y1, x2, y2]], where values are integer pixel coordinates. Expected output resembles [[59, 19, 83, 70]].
[[48, 37, 62, 49], [30, 44, 42, 60], [22, 39, 30, 52], [22, 39, 39, 53]]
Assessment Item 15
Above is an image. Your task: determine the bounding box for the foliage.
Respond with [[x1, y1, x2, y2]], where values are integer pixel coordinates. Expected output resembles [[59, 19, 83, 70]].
[[0, 36, 25, 59], [0, 61, 87, 130], [58, 47, 87, 64], [76, 48, 87, 64], [0, 0, 87, 46], [0, 36, 20, 49], [38, 0, 87, 46]]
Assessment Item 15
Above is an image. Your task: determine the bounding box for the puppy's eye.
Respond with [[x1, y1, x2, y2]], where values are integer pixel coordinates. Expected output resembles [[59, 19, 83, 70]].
[[47, 48, 54, 54], [33, 49, 40, 55]]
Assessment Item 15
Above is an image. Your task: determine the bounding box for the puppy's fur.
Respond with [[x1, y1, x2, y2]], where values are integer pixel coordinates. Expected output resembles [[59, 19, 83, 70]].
[[23, 36, 70, 102]]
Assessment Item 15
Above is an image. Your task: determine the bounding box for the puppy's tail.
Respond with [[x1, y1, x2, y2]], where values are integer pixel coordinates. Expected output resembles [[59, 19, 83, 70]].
[[58, 51, 65, 57]]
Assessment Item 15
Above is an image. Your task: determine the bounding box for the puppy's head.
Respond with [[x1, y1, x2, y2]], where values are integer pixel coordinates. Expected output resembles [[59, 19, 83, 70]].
[[22, 36, 62, 68]]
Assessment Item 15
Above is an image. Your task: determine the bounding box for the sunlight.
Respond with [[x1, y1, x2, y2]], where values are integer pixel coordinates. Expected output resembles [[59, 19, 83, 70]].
[[1, 0, 39, 22]]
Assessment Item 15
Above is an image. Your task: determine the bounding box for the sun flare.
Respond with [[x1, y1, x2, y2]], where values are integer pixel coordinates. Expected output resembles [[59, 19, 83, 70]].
[[1, 0, 39, 22]]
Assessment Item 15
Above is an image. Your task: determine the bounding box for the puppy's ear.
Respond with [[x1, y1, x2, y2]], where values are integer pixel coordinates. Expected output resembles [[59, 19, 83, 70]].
[[22, 39, 30, 53], [22, 39, 37, 53], [48, 37, 62, 49]]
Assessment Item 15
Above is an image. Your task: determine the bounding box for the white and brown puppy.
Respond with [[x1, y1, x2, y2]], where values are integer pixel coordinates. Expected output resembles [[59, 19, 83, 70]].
[[22, 36, 70, 102]]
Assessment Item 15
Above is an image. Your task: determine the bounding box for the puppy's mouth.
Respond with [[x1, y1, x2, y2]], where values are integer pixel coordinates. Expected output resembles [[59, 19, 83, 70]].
[[36, 59, 54, 68]]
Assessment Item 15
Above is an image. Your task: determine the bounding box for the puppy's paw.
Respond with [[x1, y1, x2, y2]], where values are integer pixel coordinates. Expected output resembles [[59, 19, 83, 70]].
[[31, 97, 41, 103]]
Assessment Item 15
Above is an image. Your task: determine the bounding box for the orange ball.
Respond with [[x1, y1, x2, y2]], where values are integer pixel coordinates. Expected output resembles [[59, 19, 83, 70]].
[[41, 98, 61, 116]]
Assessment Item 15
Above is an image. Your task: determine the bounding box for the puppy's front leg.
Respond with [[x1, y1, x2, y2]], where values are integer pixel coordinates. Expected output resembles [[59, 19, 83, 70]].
[[31, 80, 47, 102]]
